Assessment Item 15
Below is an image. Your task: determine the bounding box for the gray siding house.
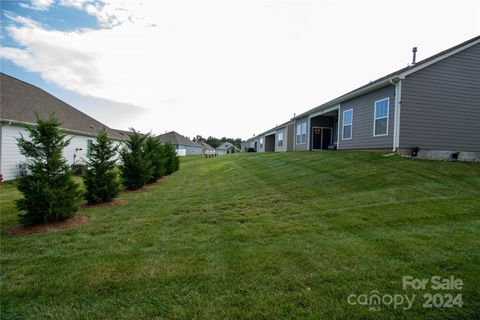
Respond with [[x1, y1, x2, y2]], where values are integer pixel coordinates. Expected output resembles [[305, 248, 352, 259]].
[[245, 120, 294, 152], [244, 35, 480, 159]]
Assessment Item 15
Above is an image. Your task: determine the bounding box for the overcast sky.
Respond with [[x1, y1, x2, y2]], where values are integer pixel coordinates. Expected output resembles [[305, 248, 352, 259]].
[[1, 0, 479, 139]]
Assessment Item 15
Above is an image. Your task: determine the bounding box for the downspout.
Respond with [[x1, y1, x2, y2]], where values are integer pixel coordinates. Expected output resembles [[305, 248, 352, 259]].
[[390, 78, 403, 152]]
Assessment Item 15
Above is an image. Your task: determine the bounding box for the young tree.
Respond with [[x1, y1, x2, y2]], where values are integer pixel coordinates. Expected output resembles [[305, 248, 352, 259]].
[[15, 115, 81, 225], [83, 129, 121, 204], [144, 135, 166, 183], [119, 129, 151, 190], [164, 142, 180, 175]]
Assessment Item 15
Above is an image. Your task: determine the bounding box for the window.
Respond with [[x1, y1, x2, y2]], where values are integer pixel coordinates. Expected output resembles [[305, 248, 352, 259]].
[[260, 138, 263, 148], [277, 132, 284, 147], [87, 139, 93, 156], [374, 98, 389, 136], [296, 121, 307, 144], [342, 109, 353, 140]]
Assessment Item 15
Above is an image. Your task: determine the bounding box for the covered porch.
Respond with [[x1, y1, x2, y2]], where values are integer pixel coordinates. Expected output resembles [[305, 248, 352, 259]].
[[309, 108, 339, 150]]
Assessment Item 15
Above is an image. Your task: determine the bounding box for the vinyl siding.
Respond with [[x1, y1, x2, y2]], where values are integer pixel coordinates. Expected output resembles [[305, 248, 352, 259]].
[[286, 123, 295, 151], [0, 124, 96, 181], [177, 145, 202, 156], [400, 43, 480, 151], [338, 85, 395, 149]]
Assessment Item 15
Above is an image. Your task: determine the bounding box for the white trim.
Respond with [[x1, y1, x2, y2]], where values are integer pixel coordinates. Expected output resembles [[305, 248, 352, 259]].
[[342, 109, 353, 140], [400, 38, 480, 78], [392, 80, 402, 150], [308, 104, 341, 119], [373, 98, 390, 137], [292, 38, 479, 122], [277, 131, 284, 147], [295, 120, 308, 145]]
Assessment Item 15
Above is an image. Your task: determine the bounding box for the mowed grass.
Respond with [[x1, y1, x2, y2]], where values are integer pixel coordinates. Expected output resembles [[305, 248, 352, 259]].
[[1, 152, 479, 319]]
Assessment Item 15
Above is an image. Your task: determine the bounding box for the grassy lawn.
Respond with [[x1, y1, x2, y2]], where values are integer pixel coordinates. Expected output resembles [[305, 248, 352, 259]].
[[1, 152, 479, 319]]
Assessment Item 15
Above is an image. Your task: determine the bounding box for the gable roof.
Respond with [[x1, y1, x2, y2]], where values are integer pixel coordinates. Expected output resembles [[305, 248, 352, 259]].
[[157, 131, 202, 148], [0, 73, 126, 140], [216, 142, 240, 151], [292, 35, 480, 120], [197, 141, 215, 150]]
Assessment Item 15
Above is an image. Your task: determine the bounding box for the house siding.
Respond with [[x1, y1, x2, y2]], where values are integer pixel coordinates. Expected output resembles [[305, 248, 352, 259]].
[[338, 85, 395, 149], [399, 43, 480, 152], [286, 123, 295, 151], [0, 124, 98, 181], [294, 116, 309, 151], [176, 144, 202, 156]]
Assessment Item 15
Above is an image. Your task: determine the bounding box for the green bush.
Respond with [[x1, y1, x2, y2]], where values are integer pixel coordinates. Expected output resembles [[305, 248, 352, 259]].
[[15, 115, 81, 225], [144, 135, 166, 183], [83, 129, 121, 204], [119, 129, 152, 190], [164, 142, 180, 175]]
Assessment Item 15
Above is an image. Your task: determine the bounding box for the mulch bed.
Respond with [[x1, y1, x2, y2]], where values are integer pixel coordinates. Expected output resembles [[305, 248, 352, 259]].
[[10, 215, 90, 236], [80, 198, 128, 208]]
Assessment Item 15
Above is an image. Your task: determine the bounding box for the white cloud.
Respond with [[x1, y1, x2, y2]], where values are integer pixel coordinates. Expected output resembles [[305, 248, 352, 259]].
[[19, 0, 54, 11], [2, 0, 480, 138]]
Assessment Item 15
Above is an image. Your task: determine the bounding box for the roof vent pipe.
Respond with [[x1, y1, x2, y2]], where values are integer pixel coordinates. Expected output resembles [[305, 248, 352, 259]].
[[412, 47, 418, 64]]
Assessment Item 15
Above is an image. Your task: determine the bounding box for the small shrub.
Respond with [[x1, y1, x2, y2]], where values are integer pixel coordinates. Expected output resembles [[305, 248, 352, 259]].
[[84, 129, 121, 204], [119, 129, 152, 190], [247, 147, 256, 152], [15, 115, 81, 225]]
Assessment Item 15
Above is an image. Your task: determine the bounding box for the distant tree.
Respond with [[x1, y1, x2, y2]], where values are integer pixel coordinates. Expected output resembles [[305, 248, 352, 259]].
[[119, 129, 151, 190], [144, 135, 166, 183], [15, 115, 81, 225], [197, 135, 243, 149], [83, 129, 121, 204]]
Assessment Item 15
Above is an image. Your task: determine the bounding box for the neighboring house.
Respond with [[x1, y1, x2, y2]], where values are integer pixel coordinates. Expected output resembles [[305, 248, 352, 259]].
[[244, 35, 480, 159], [215, 142, 240, 155], [0, 73, 127, 181], [197, 141, 216, 155], [246, 121, 295, 152], [157, 131, 203, 156]]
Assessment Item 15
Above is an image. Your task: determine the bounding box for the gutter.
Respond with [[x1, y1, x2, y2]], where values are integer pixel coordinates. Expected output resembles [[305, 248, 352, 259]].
[[390, 77, 404, 152]]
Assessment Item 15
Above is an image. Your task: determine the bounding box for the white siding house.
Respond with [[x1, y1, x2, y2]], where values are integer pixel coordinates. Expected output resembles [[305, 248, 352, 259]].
[[0, 73, 127, 181]]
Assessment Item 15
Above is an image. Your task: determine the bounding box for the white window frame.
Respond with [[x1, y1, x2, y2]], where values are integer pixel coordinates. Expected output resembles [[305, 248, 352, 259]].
[[260, 138, 263, 148], [373, 98, 389, 137], [296, 121, 307, 145], [342, 109, 353, 140], [277, 132, 284, 147]]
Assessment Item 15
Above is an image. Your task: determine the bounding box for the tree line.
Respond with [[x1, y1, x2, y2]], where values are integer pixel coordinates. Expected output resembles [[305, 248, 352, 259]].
[[15, 115, 180, 225], [192, 135, 242, 149]]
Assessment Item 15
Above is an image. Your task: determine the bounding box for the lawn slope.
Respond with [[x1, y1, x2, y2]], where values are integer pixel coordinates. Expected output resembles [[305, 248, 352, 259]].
[[1, 152, 479, 319]]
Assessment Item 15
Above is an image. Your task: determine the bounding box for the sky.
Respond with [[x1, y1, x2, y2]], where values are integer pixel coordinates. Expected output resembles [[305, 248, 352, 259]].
[[1, 0, 479, 140]]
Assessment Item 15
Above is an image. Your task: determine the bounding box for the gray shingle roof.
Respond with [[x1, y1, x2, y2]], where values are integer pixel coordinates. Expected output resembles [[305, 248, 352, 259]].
[[198, 141, 215, 150], [0, 73, 126, 140], [157, 131, 202, 148]]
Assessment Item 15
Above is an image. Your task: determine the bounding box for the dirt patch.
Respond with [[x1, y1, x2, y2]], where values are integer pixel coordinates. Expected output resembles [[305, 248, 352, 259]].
[[10, 215, 90, 236], [81, 198, 128, 208]]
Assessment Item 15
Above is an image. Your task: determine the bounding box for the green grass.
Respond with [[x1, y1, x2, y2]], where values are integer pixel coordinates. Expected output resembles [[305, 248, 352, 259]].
[[1, 152, 479, 319]]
